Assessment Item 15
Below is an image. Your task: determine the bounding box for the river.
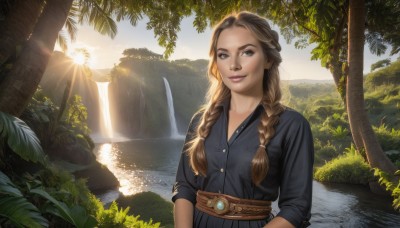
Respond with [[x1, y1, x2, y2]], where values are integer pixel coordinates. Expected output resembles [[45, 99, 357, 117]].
[[93, 138, 400, 228]]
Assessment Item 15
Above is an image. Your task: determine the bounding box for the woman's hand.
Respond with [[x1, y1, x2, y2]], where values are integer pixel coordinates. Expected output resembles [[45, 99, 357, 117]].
[[263, 216, 295, 228]]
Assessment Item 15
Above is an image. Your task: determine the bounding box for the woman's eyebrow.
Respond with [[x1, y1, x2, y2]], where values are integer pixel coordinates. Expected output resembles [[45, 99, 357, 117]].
[[217, 44, 257, 52]]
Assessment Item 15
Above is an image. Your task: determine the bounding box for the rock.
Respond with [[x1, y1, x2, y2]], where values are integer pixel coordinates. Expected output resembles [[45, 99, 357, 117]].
[[369, 181, 391, 196], [48, 133, 95, 165], [74, 161, 120, 193]]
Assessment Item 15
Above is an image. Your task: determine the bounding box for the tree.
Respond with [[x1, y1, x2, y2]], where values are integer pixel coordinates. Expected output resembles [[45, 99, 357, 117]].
[[254, 0, 399, 178], [121, 48, 163, 60], [371, 59, 391, 71], [347, 0, 397, 175], [0, 0, 192, 116]]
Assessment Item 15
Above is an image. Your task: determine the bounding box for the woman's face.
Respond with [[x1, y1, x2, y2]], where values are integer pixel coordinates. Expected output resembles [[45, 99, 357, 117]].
[[216, 26, 271, 97]]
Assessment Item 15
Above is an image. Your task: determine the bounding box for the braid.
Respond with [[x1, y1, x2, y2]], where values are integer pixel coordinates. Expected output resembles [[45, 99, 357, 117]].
[[251, 101, 284, 185], [251, 67, 284, 185], [187, 101, 223, 176]]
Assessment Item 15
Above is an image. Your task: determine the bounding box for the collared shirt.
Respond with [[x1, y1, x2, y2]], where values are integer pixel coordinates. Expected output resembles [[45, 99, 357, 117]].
[[172, 100, 314, 228]]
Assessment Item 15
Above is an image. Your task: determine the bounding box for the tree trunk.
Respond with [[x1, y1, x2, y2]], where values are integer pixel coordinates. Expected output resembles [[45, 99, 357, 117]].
[[347, 0, 397, 175], [0, 0, 44, 65], [0, 0, 73, 116]]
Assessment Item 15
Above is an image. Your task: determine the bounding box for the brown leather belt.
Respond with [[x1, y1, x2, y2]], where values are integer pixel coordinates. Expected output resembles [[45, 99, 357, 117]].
[[195, 190, 272, 220]]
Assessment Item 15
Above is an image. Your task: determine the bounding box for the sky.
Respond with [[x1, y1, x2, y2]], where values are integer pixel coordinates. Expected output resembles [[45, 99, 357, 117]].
[[61, 16, 395, 81]]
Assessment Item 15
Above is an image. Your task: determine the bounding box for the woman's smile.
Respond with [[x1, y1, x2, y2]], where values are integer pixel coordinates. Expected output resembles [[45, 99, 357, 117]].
[[228, 75, 246, 82]]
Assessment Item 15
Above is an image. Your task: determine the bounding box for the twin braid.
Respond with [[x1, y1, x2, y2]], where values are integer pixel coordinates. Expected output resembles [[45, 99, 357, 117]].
[[189, 101, 223, 176], [251, 99, 284, 185]]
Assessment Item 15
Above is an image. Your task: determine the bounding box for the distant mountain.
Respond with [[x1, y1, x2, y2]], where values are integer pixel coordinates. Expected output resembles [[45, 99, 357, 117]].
[[283, 79, 334, 84]]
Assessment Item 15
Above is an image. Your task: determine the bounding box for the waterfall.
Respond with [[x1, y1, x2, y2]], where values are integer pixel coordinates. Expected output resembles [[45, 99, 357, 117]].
[[96, 82, 113, 139], [162, 77, 181, 138]]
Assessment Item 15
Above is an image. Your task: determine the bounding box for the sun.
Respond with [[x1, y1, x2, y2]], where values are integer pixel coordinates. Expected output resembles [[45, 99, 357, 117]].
[[72, 52, 86, 65], [69, 48, 92, 66]]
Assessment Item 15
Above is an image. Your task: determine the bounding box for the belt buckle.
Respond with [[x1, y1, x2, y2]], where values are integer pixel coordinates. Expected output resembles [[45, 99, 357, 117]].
[[207, 196, 230, 215]]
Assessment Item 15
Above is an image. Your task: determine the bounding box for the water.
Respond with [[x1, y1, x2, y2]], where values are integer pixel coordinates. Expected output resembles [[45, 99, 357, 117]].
[[162, 77, 184, 139], [95, 82, 113, 138], [93, 139, 400, 227]]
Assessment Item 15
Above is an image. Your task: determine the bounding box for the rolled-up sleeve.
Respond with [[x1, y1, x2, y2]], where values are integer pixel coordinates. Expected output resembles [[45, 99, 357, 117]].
[[277, 114, 314, 227], [171, 113, 201, 204]]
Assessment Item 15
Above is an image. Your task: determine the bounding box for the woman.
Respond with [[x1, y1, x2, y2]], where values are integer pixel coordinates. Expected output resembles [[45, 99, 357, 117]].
[[172, 11, 314, 228]]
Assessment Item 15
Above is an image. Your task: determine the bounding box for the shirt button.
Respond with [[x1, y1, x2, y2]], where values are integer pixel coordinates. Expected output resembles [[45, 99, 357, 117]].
[[222, 149, 226, 153], [236, 130, 239, 133], [220, 168, 224, 173]]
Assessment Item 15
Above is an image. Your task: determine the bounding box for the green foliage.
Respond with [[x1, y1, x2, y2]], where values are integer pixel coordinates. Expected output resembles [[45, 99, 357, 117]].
[[371, 59, 391, 71], [373, 168, 400, 211], [285, 61, 399, 171], [96, 201, 160, 228], [30, 187, 97, 228], [373, 124, 400, 152], [314, 147, 373, 184], [0, 112, 46, 165], [117, 191, 174, 228], [21, 91, 94, 165], [66, 95, 90, 135], [0, 171, 49, 228], [313, 139, 341, 166], [365, 60, 400, 88], [1, 95, 158, 227], [122, 48, 163, 60], [331, 125, 349, 138]]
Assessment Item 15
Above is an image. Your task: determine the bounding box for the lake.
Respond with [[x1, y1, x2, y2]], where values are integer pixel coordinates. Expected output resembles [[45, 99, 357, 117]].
[[93, 138, 400, 228]]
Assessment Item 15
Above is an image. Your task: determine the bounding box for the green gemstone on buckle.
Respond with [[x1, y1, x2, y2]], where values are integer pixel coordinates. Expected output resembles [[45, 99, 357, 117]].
[[216, 200, 225, 210]]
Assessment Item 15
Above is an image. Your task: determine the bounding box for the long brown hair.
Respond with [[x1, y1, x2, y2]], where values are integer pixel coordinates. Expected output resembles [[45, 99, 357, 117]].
[[187, 11, 284, 185]]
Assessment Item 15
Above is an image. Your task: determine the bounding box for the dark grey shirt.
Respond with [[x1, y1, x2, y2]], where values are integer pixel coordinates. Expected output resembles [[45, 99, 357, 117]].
[[172, 101, 314, 228]]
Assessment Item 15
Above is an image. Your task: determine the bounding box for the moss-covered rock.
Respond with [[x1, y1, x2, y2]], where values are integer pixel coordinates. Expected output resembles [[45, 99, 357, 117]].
[[74, 161, 120, 193], [116, 191, 174, 228]]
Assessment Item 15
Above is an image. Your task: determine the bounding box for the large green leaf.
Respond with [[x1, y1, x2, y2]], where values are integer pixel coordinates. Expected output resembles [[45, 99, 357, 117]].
[[30, 188, 97, 228], [0, 171, 23, 197], [0, 196, 49, 228], [0, 112, 46, 165], [30, 188, 75, 225], [0, 171, 48, 228]]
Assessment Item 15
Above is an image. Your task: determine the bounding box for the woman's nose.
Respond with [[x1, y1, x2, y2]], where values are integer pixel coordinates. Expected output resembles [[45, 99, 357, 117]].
[[229, 57, 242, 71]]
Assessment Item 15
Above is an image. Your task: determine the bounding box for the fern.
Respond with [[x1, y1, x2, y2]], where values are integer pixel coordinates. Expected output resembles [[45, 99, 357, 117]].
[[373, 168, 400, 211]]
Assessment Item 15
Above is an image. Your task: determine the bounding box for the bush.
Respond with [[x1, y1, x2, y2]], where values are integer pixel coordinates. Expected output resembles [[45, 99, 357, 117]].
[[314, 148, 373, 184], [314, 140, 340, 166], [374, 124, 400, 151]]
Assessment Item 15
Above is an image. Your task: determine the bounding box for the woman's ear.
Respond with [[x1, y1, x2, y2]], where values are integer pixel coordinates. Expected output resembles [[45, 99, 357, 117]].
[[264, 59, 273, 69]]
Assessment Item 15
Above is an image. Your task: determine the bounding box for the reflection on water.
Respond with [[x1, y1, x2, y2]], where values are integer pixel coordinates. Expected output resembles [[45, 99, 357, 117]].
[[94, 139, 182, 199], [94, 139, 400, 227], [96, 143, 145, 195], [310, 181, 400, 227]]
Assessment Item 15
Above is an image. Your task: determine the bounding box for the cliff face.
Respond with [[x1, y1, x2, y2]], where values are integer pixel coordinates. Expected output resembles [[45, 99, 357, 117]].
[[41, 51, 208, 139]]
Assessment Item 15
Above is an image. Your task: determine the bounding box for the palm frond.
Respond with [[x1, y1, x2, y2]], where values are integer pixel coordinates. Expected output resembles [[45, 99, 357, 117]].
[[0, 112, 46, 165], [366, 32, 388, 56], [65, 2, 79, 41], [77, 0, 117, 38], [57, 31, 69, 53]]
